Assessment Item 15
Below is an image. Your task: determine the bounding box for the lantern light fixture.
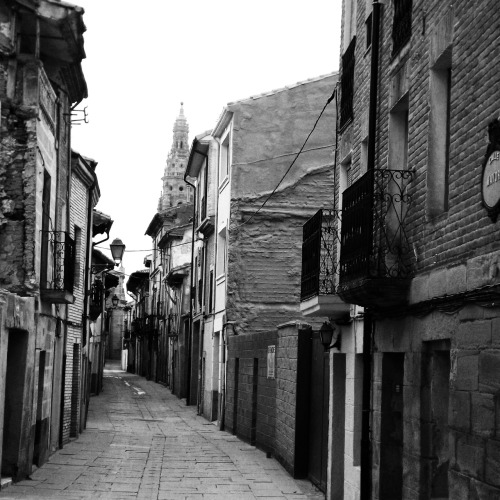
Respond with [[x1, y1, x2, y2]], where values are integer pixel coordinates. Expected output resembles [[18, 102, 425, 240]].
[[112, 294, 119, 308], [110, 238, 126, 265], [319, 321, 341, 351]]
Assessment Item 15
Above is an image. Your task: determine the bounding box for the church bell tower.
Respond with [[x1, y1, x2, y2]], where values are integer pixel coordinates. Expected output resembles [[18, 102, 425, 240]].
[[159, 103, 193, 210]]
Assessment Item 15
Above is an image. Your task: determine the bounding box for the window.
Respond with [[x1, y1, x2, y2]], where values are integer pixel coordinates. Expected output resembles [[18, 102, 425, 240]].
[[216, 227, 227, 277], [339, 157, 352, 211], [365, 13, 372, 49], [202, 164, 208, 221], [41, 170, 51, 287], [340, 37, 356, 129], [220, 134, 230, 182], [343, 0, 357, 49], [388, 94, 409, 171], [392, 0, 412, 56], [426, 49, 452, 218], [208, 269, 214, 313], [365, 0, 373, 49], [74, 226, 82, 288]]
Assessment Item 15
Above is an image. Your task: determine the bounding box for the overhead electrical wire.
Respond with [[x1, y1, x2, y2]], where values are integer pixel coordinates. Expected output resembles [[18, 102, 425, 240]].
[[95, 238, 202, 253], [233, 85, 338, 229], [96, 85, 337, 264]]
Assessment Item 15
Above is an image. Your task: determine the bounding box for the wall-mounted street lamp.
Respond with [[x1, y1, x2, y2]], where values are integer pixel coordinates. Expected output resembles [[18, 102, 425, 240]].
[[319, 321, 341, 352], [112, 294, 119, 308], [110, 238, 126, 265], [224, 321, 238, 336]]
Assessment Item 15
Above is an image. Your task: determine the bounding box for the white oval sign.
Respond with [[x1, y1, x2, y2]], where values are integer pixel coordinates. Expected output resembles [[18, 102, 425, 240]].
[[483, 151, 500, 208]]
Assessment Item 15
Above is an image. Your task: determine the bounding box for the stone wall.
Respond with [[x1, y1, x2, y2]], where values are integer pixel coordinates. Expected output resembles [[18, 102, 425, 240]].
[[336, 0, 500, 497], [0, 292, 36, 480], [0, 100, 37, 295]]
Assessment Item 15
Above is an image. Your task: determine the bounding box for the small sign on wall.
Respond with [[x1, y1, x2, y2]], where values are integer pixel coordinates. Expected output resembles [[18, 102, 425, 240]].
[[267, 345, 276, 379], [482, 118, 500, 222]]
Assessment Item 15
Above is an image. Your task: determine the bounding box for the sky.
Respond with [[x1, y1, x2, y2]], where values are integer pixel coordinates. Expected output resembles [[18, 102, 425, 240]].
[[71, 0, 342, 276]]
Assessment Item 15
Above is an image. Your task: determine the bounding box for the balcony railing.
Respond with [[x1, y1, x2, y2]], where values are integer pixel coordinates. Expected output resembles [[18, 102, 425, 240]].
[[40, 231, 75, 304], [300, 209, 350, 318], [339, 169, 414, 307], [89, 279, 103, 320], [301, 209, 342, 300], [340, 36, 356, 129], [392, 0, 412, 56]]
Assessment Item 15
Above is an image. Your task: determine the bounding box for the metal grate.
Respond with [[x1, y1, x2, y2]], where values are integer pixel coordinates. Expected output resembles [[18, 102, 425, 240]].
[[41, 231, 75, 293], [340, 169, 414, 285], [301, 209, 342, 301]]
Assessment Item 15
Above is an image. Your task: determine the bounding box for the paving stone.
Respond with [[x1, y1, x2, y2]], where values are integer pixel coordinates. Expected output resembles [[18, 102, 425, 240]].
[[0, 360, 323, 500]]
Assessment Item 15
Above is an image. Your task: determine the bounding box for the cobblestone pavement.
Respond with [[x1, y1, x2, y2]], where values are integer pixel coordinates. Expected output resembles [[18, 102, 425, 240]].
[[0, 361, 324, 500]]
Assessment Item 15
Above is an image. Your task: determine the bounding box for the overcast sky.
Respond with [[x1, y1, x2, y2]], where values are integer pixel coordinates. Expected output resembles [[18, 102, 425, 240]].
[[71, 0, 342, 276]]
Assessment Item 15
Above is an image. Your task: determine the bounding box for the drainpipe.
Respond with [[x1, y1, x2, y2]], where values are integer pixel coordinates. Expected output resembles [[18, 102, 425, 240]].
[[82, 172, 97, 348], [184, 172, 197, 405], [361, 1, 382, 499]]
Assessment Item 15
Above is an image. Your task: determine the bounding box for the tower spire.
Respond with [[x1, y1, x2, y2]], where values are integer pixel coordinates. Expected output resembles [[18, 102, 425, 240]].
[[158, 104, 192, 210]]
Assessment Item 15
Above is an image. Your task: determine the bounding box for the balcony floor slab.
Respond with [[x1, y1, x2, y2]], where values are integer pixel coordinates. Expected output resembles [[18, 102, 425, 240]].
[[300, 294, 350, 318]]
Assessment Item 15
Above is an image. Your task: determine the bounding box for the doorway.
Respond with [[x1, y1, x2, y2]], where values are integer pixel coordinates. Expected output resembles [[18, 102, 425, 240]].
[[2, 329, 29, 479], [33, 350, 47, 466], [307, 330, 330, 492], [421, 340, 450, 499], [380, 353, 405, 500]]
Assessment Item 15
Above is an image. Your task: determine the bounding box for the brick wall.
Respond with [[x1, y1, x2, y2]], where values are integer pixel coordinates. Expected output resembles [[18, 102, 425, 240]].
[[226, 330, 277, 453], [223, 74, 338, 472], [339, 1, 500, 272], [336, 0, 500, 497], [274, 323, 302, 473]]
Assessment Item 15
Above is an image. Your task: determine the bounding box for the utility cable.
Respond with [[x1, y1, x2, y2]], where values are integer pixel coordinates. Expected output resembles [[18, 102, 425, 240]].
[[233, 86, 337, 229], [95, 238, 202, 253]]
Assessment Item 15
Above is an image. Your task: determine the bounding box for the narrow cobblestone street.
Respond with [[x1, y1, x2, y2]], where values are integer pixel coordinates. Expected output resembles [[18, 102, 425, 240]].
[[0, 361, 324, 500]]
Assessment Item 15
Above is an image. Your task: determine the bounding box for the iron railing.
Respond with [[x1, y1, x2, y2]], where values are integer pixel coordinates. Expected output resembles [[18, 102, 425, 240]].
[[41, 231, 75, 294], [301, 209, 342, 301], [340, 36, 356, 129], [392, 0, 412, 56], [89, 279, 103, 320], [339, 169, 414, 286], [90, 279, 103, 310]]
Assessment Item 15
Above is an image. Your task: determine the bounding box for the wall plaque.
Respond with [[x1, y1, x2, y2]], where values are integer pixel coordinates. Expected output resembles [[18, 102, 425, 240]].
[[267, 345, 276, 379], [482, 119, 500, 222]]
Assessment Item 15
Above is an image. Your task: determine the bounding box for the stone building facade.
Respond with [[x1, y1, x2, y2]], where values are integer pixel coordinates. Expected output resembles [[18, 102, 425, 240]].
[[207, 73, 338, 482], [137, 108, 196, 398], [0, 0, 100, 485], [185, 130, 219, 420], [142, 204, 193, 392], [300, 0, 500, 498]]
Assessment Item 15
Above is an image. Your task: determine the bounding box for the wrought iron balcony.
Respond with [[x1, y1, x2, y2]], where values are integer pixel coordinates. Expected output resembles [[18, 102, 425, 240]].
[[338, 169, 414, 308], [392, 0, 412, 56], [300, 209, 350, 318], [40, 231, 75, 304], [89, 279, 103, 321]]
